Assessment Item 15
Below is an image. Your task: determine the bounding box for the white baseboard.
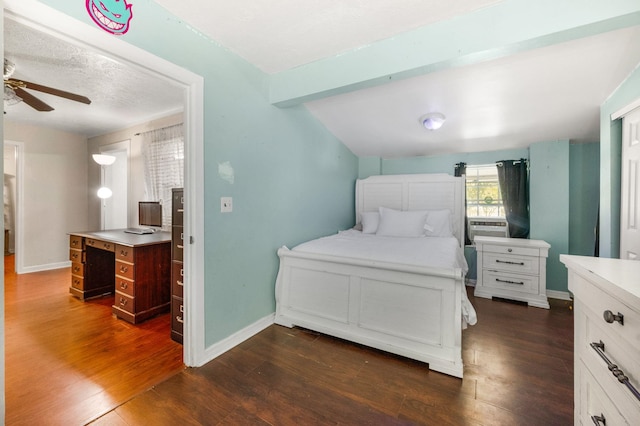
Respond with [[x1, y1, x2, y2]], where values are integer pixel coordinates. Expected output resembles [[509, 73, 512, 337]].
[[465, 278, 477, 287], [198, 313, 275, 367], [19, 260, 71, 274], [547, 289, 572, 301]]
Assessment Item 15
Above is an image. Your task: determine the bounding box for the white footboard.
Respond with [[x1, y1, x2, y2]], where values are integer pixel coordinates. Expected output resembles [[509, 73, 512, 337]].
[[274, 247, 465, 378]]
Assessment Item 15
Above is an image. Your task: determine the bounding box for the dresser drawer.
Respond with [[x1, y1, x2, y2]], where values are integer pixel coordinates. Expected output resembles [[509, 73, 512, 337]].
[[483, 252, 539, 275], [115, 244, 135, 263], [69, 248, 84, 263], [86, 238, 115, 252], [578, 362, 630, 426], [481, 270, 539, 294], [71, 262, 84, 277], [116, 277, 134, 297], [574, 272, 640, 355], [171, 296, 184, 335], [71, 276, 84, 291], [480, 243, 541, 257], [115, 292, 135, 314], [115, 261, 135, 281], [172, 261, 184, 298], [69, 235, 84, 250]]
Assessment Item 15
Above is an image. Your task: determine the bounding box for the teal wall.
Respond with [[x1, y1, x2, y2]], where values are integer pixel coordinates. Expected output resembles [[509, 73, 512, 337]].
[[37, 1, 358, 345], [570, 143, 600, 256], [600, 67, 640, 258]]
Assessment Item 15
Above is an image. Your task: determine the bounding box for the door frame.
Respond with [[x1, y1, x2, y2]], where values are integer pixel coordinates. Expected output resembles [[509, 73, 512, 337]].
[[4, 0, 206, 367]]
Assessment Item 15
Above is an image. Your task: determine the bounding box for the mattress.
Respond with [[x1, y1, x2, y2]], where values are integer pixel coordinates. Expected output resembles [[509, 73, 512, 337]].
[[293, 229, 477, 326]]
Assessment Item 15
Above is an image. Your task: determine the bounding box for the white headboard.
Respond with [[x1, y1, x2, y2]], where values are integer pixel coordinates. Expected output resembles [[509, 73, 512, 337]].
[[355, 174, 466, 247]]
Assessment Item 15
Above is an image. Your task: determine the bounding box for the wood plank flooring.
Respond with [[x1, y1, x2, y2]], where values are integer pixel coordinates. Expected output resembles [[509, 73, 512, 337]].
[[5, 251, 574, 425], [4, 255, 185, 425], [94, 290, 574, 425]]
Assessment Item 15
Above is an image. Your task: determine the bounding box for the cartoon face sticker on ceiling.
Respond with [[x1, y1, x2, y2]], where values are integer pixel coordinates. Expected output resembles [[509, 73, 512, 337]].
[[86, 0, 133, 35]]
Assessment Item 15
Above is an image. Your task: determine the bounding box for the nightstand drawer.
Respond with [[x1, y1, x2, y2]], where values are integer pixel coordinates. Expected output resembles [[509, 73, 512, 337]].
[[483, 252, 539, 275], [481, 270, 539, 294], [480, 243, 540, 257]]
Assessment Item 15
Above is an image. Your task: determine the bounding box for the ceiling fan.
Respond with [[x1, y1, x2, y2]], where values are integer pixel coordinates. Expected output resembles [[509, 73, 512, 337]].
[[3, 58, 91, 111]]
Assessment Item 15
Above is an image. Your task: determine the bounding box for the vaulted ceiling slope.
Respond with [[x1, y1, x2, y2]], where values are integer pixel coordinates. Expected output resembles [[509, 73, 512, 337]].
[[5, 1, 640, 157]]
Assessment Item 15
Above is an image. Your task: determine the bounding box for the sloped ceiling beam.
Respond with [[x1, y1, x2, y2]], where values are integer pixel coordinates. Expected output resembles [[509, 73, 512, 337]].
[[270, 0, 640, 107]]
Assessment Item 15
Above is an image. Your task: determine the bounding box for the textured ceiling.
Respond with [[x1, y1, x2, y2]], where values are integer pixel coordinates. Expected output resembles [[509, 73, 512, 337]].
[[3, 17, 184, 137]]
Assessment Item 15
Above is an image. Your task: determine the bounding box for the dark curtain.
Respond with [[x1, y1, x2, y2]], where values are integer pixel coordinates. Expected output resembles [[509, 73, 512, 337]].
[[496, 159, 529, 238], [454, 162, 472, 245]]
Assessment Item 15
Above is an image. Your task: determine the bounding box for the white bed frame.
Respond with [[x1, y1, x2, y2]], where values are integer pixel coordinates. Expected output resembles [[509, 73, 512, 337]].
[[274, 174, 468, 378]]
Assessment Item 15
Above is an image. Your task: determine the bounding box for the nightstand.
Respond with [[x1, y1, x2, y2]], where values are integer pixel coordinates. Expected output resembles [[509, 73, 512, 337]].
[[474, 236, 550, 309]]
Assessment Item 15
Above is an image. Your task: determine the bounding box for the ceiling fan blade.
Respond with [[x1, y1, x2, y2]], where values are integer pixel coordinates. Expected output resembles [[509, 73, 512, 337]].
[[17, 79, 91, 105], [14, 87, 54, 111]]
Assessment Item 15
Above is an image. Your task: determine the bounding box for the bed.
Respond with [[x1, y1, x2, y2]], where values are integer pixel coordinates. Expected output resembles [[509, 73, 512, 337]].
[[274, 173, 476, 378]]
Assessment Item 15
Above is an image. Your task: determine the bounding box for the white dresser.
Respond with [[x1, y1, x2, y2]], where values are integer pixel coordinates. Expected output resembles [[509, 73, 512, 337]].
[[561, 255, 640, 425], [474, 236, 550, 309]]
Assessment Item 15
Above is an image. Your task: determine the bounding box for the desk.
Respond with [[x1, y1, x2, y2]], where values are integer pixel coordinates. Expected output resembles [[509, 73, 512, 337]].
[[69, 229, 171, 324]]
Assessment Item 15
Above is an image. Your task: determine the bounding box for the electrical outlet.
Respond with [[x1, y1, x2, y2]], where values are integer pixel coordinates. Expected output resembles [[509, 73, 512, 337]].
[[221, 197, 233, 213]]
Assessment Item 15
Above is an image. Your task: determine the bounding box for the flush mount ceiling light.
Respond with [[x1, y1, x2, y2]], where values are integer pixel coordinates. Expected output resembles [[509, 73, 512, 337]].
[[419, 112, 446, 131], [92, 154, 116, 166]]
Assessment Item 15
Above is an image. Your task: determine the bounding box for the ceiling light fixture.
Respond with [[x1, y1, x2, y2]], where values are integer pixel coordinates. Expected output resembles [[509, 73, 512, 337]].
[[92, 154, 116, 166], [419, 112, 446, 131]]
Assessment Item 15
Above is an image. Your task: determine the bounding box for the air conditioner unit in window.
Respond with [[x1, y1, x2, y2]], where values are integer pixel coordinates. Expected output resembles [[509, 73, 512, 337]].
[[468, 217, 509, 241]]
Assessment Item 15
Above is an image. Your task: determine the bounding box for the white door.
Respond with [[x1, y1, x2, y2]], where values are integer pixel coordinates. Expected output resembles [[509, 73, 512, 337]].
[[620, 107, 640, 260]]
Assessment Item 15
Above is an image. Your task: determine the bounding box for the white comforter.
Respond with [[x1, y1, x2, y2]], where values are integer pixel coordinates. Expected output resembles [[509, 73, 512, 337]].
[[293, 229, 477, 326]]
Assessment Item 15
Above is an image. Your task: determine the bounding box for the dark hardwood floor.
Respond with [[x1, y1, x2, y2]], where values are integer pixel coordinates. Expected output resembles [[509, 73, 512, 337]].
[[4, 255, 184, 425], [5, 252, 574, 425], [94, 287, 574, 425]]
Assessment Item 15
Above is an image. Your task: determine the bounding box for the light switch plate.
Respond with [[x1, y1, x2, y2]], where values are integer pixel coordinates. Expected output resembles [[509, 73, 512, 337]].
[[221, 197, 233, 213]]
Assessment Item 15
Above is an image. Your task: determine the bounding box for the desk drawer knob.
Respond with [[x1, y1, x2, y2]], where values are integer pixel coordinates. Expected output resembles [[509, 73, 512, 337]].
[[120, 249, 129, 257], [603, 310, 624, 325], [120, 265, 128, 273], [73, 266, 80, 273], [119, 297, 128, 307], [119, 281, 128, 290]]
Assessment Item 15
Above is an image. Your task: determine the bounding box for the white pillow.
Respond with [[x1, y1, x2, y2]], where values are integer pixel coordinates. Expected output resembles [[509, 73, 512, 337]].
[[376, 207, 429, 237], [361, 211, 380, 234], [424, 209, 453, 237]]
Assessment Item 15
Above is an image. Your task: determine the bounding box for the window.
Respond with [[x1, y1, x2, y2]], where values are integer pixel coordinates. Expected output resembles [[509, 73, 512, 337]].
[[465, 164, 504, 218]]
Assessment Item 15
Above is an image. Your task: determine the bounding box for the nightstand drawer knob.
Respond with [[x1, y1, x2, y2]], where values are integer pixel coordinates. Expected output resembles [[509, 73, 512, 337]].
[[507, 248, 512, 252], [603, 310, 624, 325]]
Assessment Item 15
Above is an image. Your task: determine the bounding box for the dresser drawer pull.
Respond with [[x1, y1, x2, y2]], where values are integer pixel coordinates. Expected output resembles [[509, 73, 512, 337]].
[[495, 278, 524, 285], [590, 341, 640, 401], [590, 414, 606, 426], [496, 259, 525, 266], [602, 310, 624, 325]]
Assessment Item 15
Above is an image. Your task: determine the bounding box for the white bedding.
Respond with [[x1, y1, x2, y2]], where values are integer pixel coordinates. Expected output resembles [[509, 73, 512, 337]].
[[293, 229, 477, 326]]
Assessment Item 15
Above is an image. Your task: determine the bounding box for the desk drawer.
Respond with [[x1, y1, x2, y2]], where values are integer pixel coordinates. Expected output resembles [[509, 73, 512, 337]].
[[115, 292, 135, 314], [115, 261, 135, 281], [116, 244, 134, 263], [172, 261, 184, 298], [69, 249, 84, 264], [172, 296, 184, 335], [86, 238, 115, 252], [69, 235, 84, 250], [116, 277, 134, 297], [71, 275, 84, 291], [71, 262, 84, 277]]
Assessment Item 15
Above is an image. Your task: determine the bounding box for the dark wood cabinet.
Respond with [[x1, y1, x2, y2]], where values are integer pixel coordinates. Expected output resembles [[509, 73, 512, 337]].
[[171, 188, 185, 343]]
